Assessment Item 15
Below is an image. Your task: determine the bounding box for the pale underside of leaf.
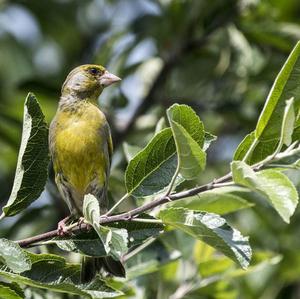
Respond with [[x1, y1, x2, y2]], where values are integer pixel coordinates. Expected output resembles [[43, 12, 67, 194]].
[[231, 161, 298, 223], [159, 208, 251, 269]]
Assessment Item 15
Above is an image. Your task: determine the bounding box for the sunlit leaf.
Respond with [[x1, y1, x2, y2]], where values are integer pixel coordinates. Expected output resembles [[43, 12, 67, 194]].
[[0, 282, 24, 299], [231, 161, 298, 223], [0, 252, 122, 298], [159, 207, 251, 269], [125, 128, 177, 197], [1, 93, 49, 218], [0, 238, 31, 273], [234, 42, 300, 163], [83, 194, 128, 259], [167, 104, 206, 180]]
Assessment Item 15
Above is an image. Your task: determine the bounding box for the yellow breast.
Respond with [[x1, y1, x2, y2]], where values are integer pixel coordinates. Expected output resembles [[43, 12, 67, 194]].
[[51, 102, 109, 195]]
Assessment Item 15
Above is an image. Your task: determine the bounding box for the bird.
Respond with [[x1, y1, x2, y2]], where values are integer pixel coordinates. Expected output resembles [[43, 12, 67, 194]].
[[49, 64, 124, 282]]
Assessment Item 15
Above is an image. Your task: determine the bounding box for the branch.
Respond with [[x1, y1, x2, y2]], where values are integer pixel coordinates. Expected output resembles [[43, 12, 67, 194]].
[[16, 143, 300, 248], [16, 171, 232, 248]]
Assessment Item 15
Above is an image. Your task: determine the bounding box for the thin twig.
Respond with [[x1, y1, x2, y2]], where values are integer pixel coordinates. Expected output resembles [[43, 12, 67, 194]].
[[105, 193, 130, 216]]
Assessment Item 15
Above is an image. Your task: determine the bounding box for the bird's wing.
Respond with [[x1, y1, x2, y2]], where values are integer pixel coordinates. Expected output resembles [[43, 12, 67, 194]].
[[103, 122, 113, 165]]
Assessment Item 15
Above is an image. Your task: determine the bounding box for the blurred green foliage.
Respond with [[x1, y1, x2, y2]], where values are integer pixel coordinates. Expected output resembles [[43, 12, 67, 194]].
[[2, 0, 300, 298]]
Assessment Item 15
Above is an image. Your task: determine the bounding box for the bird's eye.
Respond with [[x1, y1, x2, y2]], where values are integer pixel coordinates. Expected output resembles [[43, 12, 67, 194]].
[[89, 68, 98, 75]]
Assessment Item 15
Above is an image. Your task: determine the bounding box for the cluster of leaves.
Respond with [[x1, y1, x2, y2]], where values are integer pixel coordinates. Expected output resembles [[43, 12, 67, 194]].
[[1, 41, 300, 298]]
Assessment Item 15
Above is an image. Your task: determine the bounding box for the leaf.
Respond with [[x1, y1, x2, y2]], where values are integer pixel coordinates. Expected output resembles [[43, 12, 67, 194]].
[[231, 161, 298, 223], [0, 282, 24, 299], [167, 104, 205, 147], [125, 104, 210, 196], [0, 238, 31, 273], [169, 120, 206, 179], [167, 104, 206, 180], [0, 252, 122, 298], [83, 194, 101, 226], [109, 214, 164, 247], [83, 194, 111, 254], [203, 132, 217, 151], [1, 93, 49, 218], [280, 97, 295, 147], [125, 128, 177, 197], [83, 194, 128, 259], [234, 42, 300, 163], [158, 207, 251, 269], [52, 214, 163, 254], [169, 186, 254, 214], [108, 228, 128, 260]]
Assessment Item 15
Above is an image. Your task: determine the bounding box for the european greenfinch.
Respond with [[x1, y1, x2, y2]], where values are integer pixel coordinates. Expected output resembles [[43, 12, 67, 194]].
[[49, 64, 124, 282]]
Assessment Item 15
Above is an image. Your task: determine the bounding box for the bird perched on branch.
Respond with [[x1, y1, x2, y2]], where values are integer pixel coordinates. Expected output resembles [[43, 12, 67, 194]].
[[49, 64, 124, 282]]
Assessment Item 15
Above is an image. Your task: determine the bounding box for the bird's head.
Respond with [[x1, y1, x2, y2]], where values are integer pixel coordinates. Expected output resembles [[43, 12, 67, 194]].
[[61, 64, 121, 100]]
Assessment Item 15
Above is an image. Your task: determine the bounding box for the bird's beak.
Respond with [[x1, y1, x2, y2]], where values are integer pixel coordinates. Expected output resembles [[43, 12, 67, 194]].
[[99, 71, 121, 87]]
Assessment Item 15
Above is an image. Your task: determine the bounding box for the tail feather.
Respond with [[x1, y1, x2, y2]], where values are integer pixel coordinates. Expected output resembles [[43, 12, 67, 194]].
[[81, 256, 125, 283]]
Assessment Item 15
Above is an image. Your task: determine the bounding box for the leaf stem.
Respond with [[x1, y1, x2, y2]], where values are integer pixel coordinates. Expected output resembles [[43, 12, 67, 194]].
[[165, 166, 180, 196], [213, 182, 234, 188], [130, 218, 163, 224], [105, 193, 130, 216], [242, 138, 259, 163]]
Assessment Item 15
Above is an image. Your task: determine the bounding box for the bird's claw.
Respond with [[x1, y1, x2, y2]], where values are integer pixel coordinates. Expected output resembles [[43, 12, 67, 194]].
[[78, 217, 87, 232], [57, 218, 70, 236]]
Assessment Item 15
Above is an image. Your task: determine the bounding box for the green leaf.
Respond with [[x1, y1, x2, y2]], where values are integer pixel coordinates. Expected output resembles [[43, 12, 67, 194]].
[[280, 97, 295, 147], [234, 42, 300, 163], [167, 104, 206, 180], [52, 231, 107, 257], [125, 105, 210, 196], [169, 186, 254, 214], [108, 228, 128, 260], [0, 282, 24, 299], [158, 207, 251, 269], [234, 131, 256, 161], [109, 214, 164, 247], [0, 239, 31, 273], [167, 104, 205, 147], [170, 120, 206, 179], [83, 194, 128, 259], [52, 214, 163, 254], [0, 252, 122, 298], [231, 161, 298, 223], [1, 93, 49, 218], [125, 128, 177, 197], [83, 194, 101, 225], [203, 132, 217, 151]]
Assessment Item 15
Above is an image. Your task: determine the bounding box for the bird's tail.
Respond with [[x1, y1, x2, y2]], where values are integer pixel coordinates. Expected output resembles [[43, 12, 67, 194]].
[[81, 256, 125, 283]]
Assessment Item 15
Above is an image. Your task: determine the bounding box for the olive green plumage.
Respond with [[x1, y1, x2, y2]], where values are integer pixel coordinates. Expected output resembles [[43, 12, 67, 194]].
[[49, 64, 124, 282]]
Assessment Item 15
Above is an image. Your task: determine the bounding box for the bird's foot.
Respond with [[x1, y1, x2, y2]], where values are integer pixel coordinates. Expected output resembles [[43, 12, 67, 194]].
[[77, 217, 88, 232], [57, 215, 72, 236], [77, 217, 93, 232]]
